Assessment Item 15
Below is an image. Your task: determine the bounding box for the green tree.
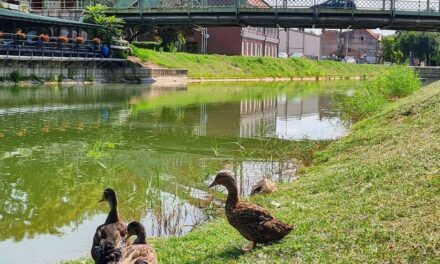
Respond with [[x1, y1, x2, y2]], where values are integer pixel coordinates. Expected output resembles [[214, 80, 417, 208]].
[[396, 31, 440, 65], [83, 4, 125, 44], [156, 28, 193, 52], [381, 36, 404, 64]]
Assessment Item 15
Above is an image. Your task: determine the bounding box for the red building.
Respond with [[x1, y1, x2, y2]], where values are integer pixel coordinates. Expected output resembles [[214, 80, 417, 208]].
[[186, 27, 279, 57], [321, 29, 381, 63]]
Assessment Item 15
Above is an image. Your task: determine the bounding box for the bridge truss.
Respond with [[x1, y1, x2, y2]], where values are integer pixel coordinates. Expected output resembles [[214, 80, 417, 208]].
[[108, 0, 440, 30]]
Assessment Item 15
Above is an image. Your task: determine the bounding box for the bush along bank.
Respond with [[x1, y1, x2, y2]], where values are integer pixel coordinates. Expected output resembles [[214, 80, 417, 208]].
[[341, 66, 421, 120], [63, 67, 440, 263], [132, 47, 386, 79]]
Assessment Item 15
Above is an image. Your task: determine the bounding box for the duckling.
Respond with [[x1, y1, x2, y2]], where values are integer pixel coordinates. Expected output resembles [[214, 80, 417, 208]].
[[121, 221, 157, 264], [209, 171, 293, 250], [92, 188, 127, 264]]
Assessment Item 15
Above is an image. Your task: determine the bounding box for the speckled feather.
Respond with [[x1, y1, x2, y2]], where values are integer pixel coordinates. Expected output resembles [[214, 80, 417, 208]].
[[226, 201, 293, 244], [209, 171, 293, 247], [120, 244, 157, 264], [91, 189, 127, 264]]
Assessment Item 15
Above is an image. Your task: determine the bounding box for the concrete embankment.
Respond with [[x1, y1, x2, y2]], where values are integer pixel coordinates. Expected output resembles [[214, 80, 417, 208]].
[[0, 55, 188, 84]]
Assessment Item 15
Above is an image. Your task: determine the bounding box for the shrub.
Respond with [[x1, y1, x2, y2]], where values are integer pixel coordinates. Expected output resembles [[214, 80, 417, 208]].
[[342, 66, 421, 120], [9, 71, 21, 83], [113, 49, 130, 59], [29, 74, 40, 82], [46, 75, 56, 82], [132, 41, 161, 50]]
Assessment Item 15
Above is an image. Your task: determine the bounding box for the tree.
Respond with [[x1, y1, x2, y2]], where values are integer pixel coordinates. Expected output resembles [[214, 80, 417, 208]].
[[83, 4, 125, 44], [395, 31, 440, 65], [156, 28, 191, 52], [381, 35, 404, 64]]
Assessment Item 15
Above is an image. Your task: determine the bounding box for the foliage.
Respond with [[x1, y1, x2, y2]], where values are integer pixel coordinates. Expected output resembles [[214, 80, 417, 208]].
[[132, 41, 162, 50], [83, 4, 125, 44], [9, 71, 21, 83], [113, 49, 130, 59], [381, 36, 403, 64], [342, 66, 420, 119], [155, 28, 192, 52], [132, 47, 385, 78], [382, 31, 440, 65]]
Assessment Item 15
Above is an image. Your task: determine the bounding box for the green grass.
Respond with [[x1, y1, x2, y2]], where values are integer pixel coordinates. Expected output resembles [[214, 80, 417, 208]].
[[152, 80, 439, 263], [341, 66, 421, 120], [132, 47, 386, 79], [65, 76, 440, 263]]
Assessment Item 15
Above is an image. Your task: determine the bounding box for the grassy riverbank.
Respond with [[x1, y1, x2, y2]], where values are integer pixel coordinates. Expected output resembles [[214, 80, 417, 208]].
[[66, 69, 440, 263], [132, 47, 385, 79]]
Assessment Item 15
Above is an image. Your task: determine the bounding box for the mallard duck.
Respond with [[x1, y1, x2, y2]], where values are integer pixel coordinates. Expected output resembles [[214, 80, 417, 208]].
[[209, 171, 293, 250], [92, 188, 127, 264], [120, 221, 157, 264]]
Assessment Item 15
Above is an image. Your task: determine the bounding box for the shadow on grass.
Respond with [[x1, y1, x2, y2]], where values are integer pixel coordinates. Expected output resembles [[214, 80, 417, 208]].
[[204, 246, 245, 262]]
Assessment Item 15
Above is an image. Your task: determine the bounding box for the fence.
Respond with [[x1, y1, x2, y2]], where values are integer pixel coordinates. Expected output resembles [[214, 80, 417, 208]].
[[108, 0, 440, 12], [0, 33, 107, 59]]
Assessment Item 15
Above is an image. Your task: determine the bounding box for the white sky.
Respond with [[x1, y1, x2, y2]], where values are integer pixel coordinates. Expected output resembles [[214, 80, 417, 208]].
[[304, 28, 396, 36]]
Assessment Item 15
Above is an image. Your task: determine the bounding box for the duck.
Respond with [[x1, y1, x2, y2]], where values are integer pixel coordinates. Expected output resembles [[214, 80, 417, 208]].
[[120, 221, 157, 264], [250, 178, 278, 196], [208, 171, 293, 250], [91, 188, 127, 264]]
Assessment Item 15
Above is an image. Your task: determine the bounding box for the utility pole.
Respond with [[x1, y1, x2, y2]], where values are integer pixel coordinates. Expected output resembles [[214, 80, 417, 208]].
[[345, 30, 350, 59]]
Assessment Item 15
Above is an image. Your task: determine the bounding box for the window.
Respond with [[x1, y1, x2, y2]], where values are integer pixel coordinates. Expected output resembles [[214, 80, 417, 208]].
[[360, 36, 364, 41]]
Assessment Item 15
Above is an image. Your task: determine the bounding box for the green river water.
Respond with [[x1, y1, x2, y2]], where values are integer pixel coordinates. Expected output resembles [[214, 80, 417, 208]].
[[0, 81, 357, 263]]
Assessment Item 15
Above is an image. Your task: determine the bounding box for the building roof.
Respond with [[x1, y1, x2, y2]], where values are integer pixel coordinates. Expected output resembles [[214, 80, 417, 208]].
[[365, 29, 380, 40], [0, 8, 99, 28]]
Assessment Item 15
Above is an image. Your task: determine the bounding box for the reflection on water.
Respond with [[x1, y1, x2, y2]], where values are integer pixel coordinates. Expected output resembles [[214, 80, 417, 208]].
[[0, 81, 355, 263]]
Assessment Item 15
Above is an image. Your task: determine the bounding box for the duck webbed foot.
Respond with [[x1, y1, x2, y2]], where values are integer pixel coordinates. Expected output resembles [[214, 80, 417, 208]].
[[242, 241, 257, 252]]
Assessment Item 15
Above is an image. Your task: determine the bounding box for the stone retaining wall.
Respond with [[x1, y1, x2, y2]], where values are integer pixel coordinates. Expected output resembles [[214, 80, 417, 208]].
[[0, 56, 188, 83]]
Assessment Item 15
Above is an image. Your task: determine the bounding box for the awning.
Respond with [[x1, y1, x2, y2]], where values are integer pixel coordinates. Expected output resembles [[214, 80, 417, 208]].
[[0, 8, 99, 28]]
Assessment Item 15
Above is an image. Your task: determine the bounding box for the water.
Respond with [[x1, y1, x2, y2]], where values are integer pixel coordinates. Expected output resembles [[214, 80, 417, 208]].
[[0, 81, 355, 263]]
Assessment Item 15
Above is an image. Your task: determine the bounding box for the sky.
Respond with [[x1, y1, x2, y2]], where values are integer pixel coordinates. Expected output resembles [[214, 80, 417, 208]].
[[304, 28, 395, 36]]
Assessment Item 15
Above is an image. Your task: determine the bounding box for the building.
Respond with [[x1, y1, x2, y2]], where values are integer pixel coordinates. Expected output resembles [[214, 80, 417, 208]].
[[27, 0, 83, 20], [321, 29, 381, 63], [278, 29, 321, 59], [186, 27, 279, 57]]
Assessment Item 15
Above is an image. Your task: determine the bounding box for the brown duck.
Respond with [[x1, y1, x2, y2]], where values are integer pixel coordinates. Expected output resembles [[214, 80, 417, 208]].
[[91, 188, 127, 264], [209, 171, 293, 250], [120, 221, 157, 264]]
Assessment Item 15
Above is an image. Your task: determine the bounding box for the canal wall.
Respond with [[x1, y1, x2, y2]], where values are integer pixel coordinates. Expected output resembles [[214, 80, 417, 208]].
[[0, 56, 188, 84], [411, 66, 440, 84]]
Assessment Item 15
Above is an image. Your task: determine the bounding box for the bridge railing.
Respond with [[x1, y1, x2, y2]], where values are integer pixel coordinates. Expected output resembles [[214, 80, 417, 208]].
[[110, 0, 440, 12]]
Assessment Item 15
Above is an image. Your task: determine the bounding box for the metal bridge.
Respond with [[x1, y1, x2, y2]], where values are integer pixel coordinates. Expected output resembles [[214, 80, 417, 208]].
[[108, 0, 440, 30]]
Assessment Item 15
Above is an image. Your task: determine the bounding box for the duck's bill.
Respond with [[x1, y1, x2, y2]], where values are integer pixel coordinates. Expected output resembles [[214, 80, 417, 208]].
[[208, 182, 217, 188], [98, 198, 105, 202]]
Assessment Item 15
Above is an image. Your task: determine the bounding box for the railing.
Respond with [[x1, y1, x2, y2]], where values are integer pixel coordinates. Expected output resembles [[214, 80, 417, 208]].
[[14, 0, 440, 13], [108, 0, 440, 12], [25, 0, 117, 11], [0, 33, 106, 59]]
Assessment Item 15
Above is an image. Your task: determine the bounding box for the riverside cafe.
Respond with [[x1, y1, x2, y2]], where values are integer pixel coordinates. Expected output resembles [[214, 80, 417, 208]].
[[0, 7, 106, 57]]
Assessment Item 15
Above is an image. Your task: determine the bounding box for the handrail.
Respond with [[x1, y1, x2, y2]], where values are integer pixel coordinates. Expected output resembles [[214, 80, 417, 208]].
[[106, 0, 440, 12], [0, 33, 107, 46], [0, 32, 110, 59]]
